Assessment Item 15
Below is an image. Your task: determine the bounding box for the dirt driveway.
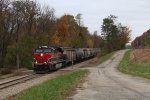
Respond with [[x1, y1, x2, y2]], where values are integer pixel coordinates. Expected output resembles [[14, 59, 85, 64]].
[[72, 50, 150, 100]]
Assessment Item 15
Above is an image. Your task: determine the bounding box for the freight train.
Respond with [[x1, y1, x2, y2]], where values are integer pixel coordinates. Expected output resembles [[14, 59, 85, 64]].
[[33, 46, 98, 73]]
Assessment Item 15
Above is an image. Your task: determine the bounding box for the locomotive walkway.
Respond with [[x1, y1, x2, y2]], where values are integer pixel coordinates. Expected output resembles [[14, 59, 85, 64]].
[[72, 50, 150, 100]]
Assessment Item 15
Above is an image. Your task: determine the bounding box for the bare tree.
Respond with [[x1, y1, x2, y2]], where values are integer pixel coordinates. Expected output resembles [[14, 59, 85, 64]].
[[37, 6, 56, 46], [11, 1, 26, 69], [21, 0, 40, 36], [0, 0, 14, 68]]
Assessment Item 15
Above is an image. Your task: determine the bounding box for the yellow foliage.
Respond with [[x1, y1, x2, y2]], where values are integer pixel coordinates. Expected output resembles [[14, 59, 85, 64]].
[[87, 38, 93, 48]]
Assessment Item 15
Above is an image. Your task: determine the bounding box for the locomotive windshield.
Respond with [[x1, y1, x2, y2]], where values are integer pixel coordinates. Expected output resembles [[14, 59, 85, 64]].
[[35, 48, 52, 53], [43, 48, 52, 53], [35, 49, 43, 53]]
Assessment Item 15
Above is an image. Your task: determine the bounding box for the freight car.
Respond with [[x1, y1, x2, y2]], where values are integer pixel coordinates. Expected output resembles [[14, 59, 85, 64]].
[[33, 46, 98, 73]]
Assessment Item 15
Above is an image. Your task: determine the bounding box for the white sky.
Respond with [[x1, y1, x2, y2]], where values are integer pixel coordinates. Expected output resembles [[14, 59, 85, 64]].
[[37, 0, 150, 41]]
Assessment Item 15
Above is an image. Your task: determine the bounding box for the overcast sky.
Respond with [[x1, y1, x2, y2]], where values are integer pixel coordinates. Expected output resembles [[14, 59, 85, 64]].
[[37, 0, 150, 41]]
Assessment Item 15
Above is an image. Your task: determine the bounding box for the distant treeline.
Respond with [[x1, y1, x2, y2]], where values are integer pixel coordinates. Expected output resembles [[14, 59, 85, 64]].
[[132, 29, 150, 48], [0, 0, 130, 69]]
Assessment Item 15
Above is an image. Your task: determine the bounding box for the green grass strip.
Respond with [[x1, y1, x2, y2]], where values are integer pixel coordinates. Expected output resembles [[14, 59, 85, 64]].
[[118, 50, 150, 79], [16, 70, 88, 100], [96, 51, 115, 65]]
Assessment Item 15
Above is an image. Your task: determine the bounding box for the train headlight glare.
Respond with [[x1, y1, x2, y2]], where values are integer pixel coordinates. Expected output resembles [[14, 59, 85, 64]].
[[35, 61, 38, 64], [41, 53, 43, 57]]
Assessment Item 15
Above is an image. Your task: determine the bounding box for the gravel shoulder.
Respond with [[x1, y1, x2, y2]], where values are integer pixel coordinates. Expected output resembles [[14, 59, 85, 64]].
[[72, 50, 150, 100]]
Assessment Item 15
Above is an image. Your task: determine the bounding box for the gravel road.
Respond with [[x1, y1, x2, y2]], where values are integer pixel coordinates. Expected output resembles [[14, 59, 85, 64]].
[[72, 50, 150, 100]]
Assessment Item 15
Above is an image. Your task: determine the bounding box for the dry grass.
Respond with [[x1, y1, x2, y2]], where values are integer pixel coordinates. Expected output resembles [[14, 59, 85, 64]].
[[132, 48, 150, 63]]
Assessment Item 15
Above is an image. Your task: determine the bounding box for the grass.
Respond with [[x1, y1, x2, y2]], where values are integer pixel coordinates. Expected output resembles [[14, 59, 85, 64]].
[[96, 51, 115, 65], [118, 50, 150, 79], [15, 70, 88, 100]]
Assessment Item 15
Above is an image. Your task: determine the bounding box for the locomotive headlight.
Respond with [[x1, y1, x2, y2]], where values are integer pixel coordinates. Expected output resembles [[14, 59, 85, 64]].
[[44, 62, 47, 64], [35, 61, 38, 64], [41, 53, 43, 57]]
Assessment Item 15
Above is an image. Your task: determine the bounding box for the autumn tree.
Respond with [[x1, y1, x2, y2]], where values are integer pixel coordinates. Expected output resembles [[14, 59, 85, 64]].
[[92, 31, 102, 48], [118, 24, 131, 49], [52, 14, 93, 48], [101, 15, 130, 52], [52, 15, 71, 46], [75, 13, 85, 47], [52, 15, 79, 47]]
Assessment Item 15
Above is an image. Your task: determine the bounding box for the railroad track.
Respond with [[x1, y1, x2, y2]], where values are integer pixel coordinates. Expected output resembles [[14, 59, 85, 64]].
[[0, 58, 95, 90], [0, 74, 41, 89]]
